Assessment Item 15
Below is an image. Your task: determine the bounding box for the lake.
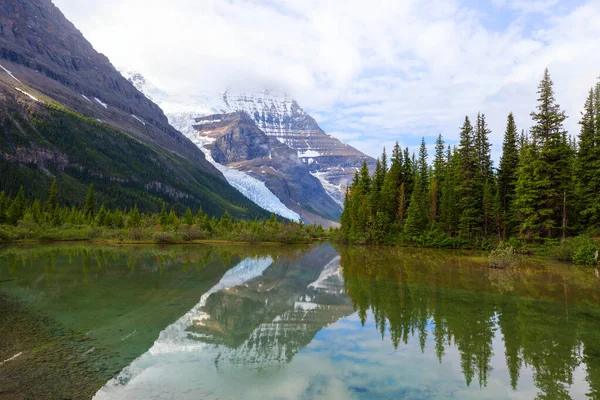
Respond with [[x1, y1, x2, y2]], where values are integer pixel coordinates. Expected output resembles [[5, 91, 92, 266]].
[[1, 243, 599, 399]]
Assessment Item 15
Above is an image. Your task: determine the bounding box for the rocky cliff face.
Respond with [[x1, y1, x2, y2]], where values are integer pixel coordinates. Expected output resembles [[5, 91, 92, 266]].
[[219, 91, 375, 204], [0, 0, 271, 218], [190, 113, 343, 225]]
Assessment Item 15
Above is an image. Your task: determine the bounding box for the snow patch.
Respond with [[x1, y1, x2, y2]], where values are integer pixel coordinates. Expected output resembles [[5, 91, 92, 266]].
[[298, 150, 321, 158], [195, 119, 221, 125], [167, 112, 301, 221], [310, 171, 345, 207], [81, 94, 92, 103], [131, 115, 146, 125], [0, 352, 22, 367], [0, 63, 22, 83], [94, 97, 108, 109], [14, 87, 38, 102], [294, 301, 319, 311]]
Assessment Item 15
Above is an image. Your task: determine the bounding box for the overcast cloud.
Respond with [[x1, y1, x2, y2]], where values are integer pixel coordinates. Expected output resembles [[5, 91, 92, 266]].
[[52, 0, 600, 159]]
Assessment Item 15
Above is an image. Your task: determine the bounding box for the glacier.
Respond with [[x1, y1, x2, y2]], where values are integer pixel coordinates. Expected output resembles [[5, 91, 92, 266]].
[[166, 110, 301, 221]]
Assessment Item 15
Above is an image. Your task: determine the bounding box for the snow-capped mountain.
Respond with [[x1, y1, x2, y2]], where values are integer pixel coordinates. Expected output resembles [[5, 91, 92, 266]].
[[190, 113, 343, 224], [124, 71, 375, 222]]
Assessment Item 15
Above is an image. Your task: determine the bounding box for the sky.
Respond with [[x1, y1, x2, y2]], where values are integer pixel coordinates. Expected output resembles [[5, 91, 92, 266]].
[[52, 0, 600, 160]]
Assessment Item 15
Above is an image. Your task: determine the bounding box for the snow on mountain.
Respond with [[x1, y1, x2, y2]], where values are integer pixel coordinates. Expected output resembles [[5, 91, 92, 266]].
[[123, 70, 373, 217], [167, 109, 301, 221]]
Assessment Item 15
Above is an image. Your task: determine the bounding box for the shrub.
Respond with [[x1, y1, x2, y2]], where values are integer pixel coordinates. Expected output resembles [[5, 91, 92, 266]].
[[549, 235, 599, 265], [0, 226, 19, 242], [129, 228, 143, 241], [181, 226, 207, 241], [152, 231, 177, 243], [489, 242, 520, 269], [572, 236, 598, 266]]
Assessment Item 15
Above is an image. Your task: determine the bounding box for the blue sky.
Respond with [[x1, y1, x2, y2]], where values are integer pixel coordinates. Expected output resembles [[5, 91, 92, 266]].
[[53, 0, 600, 160]]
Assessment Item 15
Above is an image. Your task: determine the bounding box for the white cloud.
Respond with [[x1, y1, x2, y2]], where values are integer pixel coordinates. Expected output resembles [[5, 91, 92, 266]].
[[52, 0, 600, 159]]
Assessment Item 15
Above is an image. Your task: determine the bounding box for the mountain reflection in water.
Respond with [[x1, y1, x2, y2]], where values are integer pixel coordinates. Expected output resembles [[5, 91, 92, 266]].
[[92, 244, 600, 400]]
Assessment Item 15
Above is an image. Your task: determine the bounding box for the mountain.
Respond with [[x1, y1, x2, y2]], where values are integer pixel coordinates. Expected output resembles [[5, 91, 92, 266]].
[[219, 91, 376, 205], [0, 0, 270, 218], [126, 72, 375, 223], [189, 112, 343, 224]]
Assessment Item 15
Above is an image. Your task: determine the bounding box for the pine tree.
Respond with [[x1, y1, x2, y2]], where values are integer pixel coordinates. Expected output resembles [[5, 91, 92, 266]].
[[0, 191, 7, 224], [439, 146, 458, 235], [159, 202, 168, 226], [498, 113, 519, 238], [7, 186, 26, 225], [514, 136, 540, 242], [47, 178, 58, 224], [430, 134, 446, 222], [403, 138, 429, 240], [220, 210, 233, 230], [529, 69, 572, 239], [184, 207, 194, 225], [84, 184, 95, 219], [381, 142, 404, 224], [457, 117, 480, 240], [575, 87, 600, 232], [129, 205, 141, 228], [369, 158, 384, 218]]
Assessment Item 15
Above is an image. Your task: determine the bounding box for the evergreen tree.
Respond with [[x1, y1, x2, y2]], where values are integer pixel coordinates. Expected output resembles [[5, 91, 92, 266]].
[[220, 210, 233, 231], [369, 158, 384, 218], [47, 178, 58, 224], [498, 113, 519, 238], [439, 146, 458, 235], [7, 186, 26, 225], [430, 134, 446, 222], [0, 191, 7, 224], [457, 116, 480, 240], [381, 142, 404, 225], [159, 202, 168, 226], [528, 69, 573, 239], [514, 136, 540, 242], [575, 87, 600, 232], [404, 138, 429, 240], [84, 184, 96, 219], [128, 205, 141, 228], [184, 207, 194, 225]]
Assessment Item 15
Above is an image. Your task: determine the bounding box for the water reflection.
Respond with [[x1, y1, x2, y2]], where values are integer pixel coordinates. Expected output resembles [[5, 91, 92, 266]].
[[2, 244, 600, 399], [340, 246, 600, 399]]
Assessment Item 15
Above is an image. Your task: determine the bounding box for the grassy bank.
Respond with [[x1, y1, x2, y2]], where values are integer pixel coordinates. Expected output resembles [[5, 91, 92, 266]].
[[0, 223, 330, 245]]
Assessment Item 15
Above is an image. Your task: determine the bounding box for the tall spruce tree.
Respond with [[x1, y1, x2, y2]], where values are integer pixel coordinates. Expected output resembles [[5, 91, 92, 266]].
[[575, 87, 600, 231], [457, 116, 480, 240], [475, 113, 494, 237], [430, 134, 446, 222], [381, 142, 404, 225], [47, 179, 60, 226], [7, 186, 26, 225], [404, 138, 429, 240], [514, 135, 540, 242], [528, 68, 572, 239], [439, 146, 458, 235], [84, 184, 96, 219], [498, 113, 519, 238]]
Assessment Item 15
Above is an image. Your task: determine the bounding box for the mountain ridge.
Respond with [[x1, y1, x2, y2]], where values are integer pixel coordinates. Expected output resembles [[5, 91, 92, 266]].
[[0, 0, 271, 218], [126, 71, 376, 222]]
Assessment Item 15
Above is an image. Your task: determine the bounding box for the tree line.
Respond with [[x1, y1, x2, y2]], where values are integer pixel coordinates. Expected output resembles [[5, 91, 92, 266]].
[[0, 181, 328, 243], [340, 69, 600, 248]]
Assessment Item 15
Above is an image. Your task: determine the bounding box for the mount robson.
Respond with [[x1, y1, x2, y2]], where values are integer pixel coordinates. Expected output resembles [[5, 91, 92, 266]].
[[0, 0, 373, 226]]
